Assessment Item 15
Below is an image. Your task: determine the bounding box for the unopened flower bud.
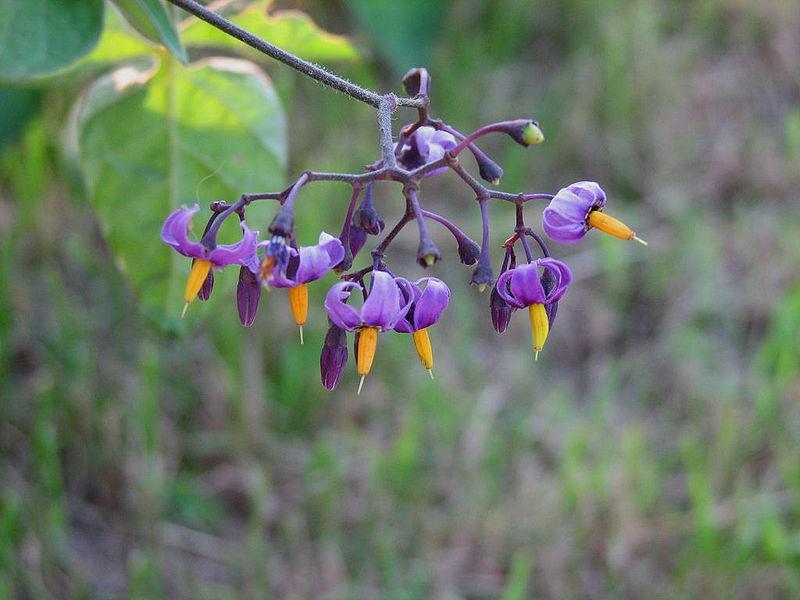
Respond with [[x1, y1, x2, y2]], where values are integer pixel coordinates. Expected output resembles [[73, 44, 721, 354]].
[[320, 323, 348, 390], [417, 238, 442, 268], [349, 225, 368, 257], [402, 67, 430, 97], [457, 237, 481, 266], [268, 205, 294, 237], [471, 261, 494, 292], [490, 285, 514, 333], [475, 153, 504, 185], [352, 185, 385, 235], [197, 268, 214, 301], [520, 121, 544, 146], [236, 265, 261, 327]]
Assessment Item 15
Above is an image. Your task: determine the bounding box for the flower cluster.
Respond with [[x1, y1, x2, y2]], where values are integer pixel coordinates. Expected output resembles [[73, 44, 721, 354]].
[[161, 69, 645, 393]]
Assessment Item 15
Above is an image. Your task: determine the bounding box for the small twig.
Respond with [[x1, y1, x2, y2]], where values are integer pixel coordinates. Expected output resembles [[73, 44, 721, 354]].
[[165, 0, 424, 110]]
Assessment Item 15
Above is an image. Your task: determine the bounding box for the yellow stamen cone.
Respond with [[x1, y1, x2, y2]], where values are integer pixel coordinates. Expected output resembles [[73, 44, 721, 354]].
[[528, 303, 549, 357], [183, 259, 212, 305], [289, 283, 309, 343], [356, 327, 379, 394], [412, 328, 434, 375], [587, 210, 642, 242]]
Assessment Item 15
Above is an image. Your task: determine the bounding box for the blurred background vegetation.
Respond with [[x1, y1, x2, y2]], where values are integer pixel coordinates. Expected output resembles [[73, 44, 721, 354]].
[[1, 0, 800, 597]]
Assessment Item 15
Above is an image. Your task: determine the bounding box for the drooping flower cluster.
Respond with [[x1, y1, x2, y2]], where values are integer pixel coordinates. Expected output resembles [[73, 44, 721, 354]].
[[160, 68, 646, 393]]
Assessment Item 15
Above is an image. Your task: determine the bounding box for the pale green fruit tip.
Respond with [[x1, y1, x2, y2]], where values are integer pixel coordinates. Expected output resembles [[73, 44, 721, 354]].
[[522, 122, 545, 145]]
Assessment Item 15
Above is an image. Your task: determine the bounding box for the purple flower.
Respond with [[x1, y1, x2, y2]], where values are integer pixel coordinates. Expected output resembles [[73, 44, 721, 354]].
[[261, 232, 345, 288], [324, 271, 413, 332], [398, 126, 457, 175], [542, 181, 606, 244], [393, 277, 450, 333], [495, 259, 572, 309], [161, 204, 258, 266]]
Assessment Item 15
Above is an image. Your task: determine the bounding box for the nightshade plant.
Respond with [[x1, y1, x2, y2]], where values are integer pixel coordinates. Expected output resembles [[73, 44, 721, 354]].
[[160, 0, 647, 393]]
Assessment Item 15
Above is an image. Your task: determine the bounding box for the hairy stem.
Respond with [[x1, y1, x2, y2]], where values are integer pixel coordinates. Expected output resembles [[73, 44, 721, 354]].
[[165, 0, 424, 110]]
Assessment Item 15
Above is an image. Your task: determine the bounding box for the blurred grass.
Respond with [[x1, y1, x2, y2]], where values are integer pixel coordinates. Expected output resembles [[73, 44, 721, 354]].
[[2, 0, 800, 598]]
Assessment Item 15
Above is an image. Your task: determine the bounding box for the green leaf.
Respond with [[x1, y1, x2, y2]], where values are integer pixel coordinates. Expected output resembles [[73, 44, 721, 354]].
[[111, 0, 187, 63], [78, 8, 158, 69], [0, 0, 105, 82], [346, 0, 442, 74], [180, 1, 359, 63], [74, 57, 286, 330]]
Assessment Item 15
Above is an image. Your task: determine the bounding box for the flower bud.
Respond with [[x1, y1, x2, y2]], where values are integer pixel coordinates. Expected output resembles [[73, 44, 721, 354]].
[[320, 323, 348, 390], [457, 237, 481, 266], [236, 266, 261, 327], [417, 238, 442, 268], [348, 224, 368, 257], [402, 67, 430, 96], [197, 269, 214, 301], [520, 121, 544, 146], [471, 261, 494, 292], [490, 284, 514, 333], [475, 153, 504, 185], [495, 119, 545, 147], [268, 205, 294, 237], [352, 185, 385, 235]]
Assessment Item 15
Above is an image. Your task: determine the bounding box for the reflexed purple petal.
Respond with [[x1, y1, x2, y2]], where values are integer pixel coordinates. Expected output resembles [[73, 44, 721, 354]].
[[411, 277, 450, 330], [509, 263, 546, 305], [207, 221, 259, 267], [542, 182, 607, 244], [391, 277, 417, 330], [324, 281, 362, 331], [268, 246, 300, 288], [430, 129, 457, 152], [293, 232, 344, 284], [236, 266, 261, 327], [496, 269, 525, 308], [161, 204, 206, 257], [361, 271, 401, 329], [537, 258, 572, 302]]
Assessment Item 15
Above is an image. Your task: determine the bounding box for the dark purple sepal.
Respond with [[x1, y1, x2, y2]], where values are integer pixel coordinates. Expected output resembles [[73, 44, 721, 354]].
[[336, 243, 354, 273], [197, 267, 214, 301], [457, 237, 481, 266], [349, 225, 368, 257], [490, 285, 514, 333], [475, 153, 504, 184], [320, 323, 348, 390], [352, 185, 385, 236], [236, 266, 261, 327], [416, 237, 442, 268], [471, 260, 494, 290], [402, 67, 430, 96], [268, 205, 294, 237]]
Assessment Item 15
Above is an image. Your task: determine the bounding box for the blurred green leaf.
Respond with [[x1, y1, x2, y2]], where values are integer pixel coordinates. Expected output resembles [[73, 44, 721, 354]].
[[346, 0, 442, 74], [0, 0, 104, 82], [75, 56, 286, 330], [111, 0, 187, 63], [180, 1, 359, 62], [0, 88, 40, 147]]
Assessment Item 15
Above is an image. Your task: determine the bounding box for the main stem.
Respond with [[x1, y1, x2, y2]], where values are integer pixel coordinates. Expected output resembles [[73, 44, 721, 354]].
[[165, 0, 424, 110]]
